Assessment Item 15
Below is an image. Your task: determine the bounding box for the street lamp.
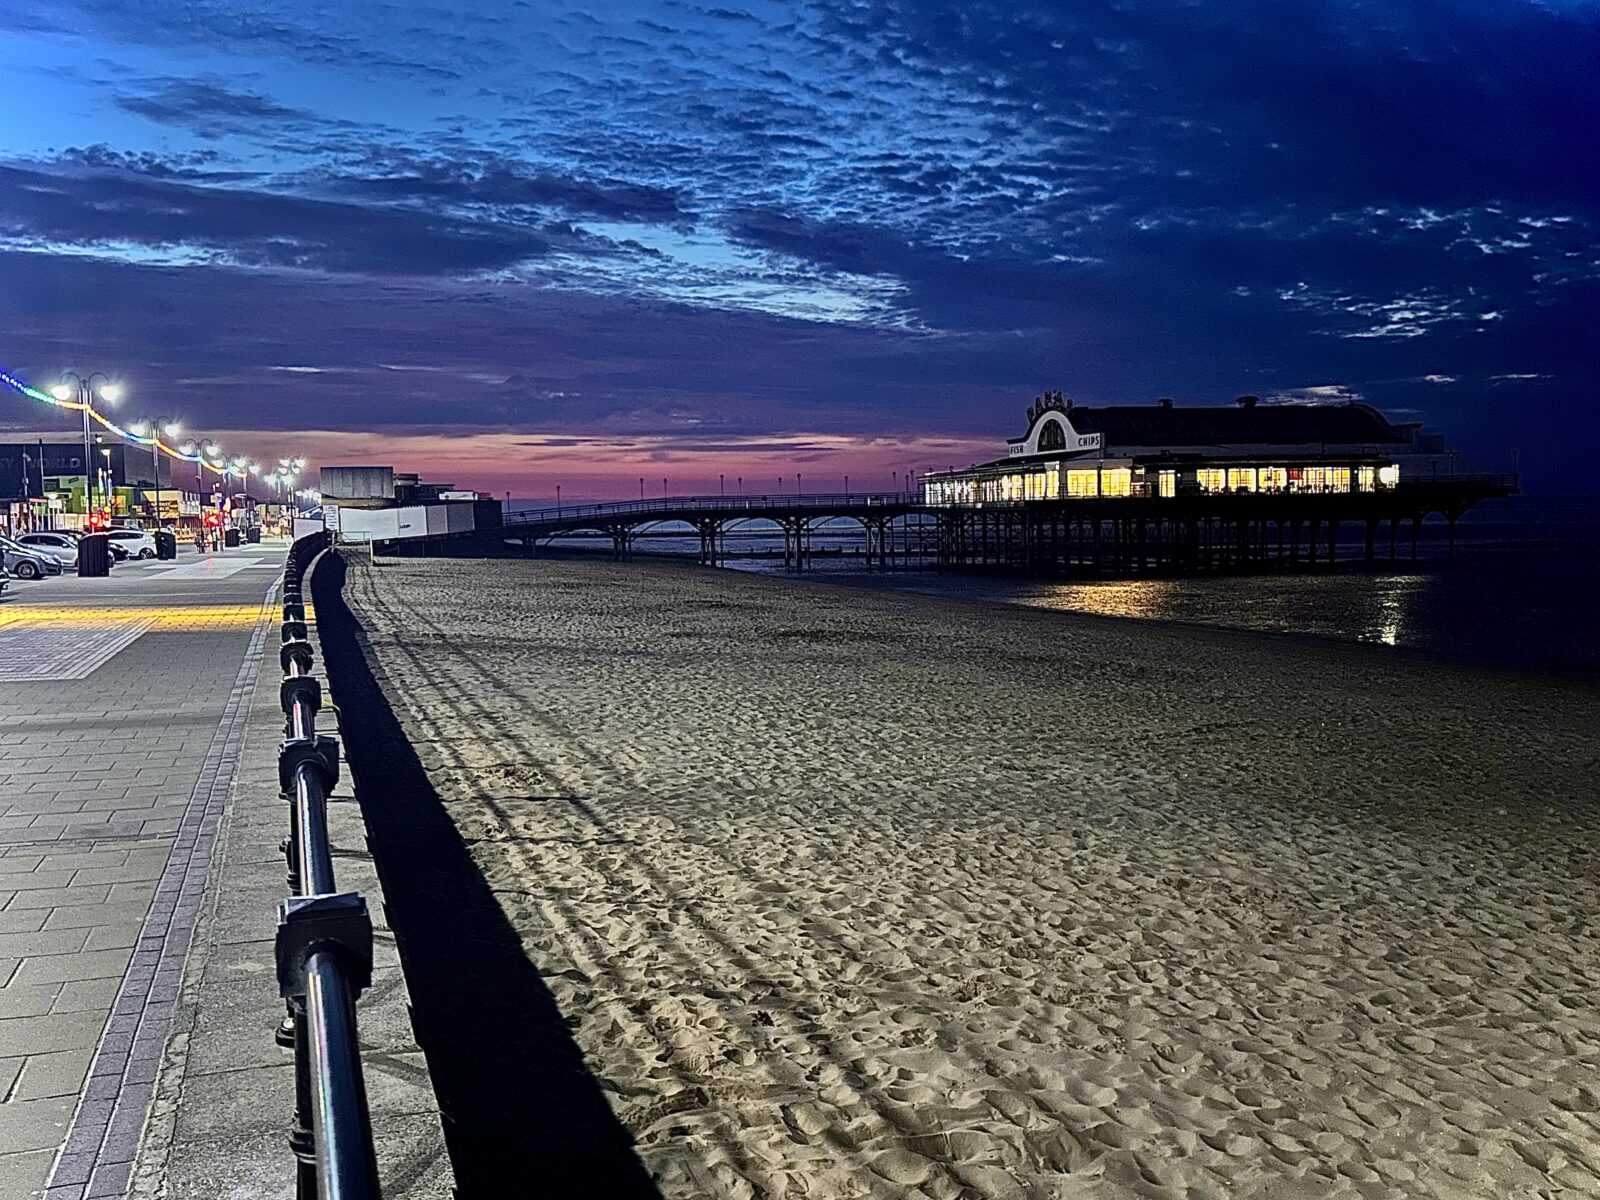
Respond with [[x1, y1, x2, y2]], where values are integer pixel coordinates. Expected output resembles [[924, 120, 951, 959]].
[[52, 372, 120, 524], [179, 440, 204, 496], [130, 419, 180, 530], [98, 446, 112, 522], [202, 444, 223, 500]]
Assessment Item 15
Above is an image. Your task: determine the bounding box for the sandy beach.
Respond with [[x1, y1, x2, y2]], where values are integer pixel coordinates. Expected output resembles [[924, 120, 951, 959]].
[[324, 552, 1600, 1199]]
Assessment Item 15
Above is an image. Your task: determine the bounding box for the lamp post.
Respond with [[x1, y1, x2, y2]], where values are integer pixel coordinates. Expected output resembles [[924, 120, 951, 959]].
[[51, 372, 121, 525], [98, 446, 111, 521], [130, 419, 180, 531], [203, 443, 223, 500]]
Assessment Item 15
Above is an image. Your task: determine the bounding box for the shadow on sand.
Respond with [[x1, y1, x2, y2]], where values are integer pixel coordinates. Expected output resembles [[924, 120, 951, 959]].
[[311, 552, 662, 1199]]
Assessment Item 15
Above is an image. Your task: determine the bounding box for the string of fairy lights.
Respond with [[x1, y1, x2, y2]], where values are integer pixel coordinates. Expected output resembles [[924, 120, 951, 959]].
[[0, 366, 312, 501]]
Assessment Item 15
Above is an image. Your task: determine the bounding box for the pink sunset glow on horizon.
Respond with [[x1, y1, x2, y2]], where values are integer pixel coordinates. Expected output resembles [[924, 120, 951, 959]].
[[214, 428, 1001, 501]]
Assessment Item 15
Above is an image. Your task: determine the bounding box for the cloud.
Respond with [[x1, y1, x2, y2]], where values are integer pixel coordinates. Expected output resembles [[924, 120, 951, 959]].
[[323, 153, 691, 223], [1268, 385, 1364, 405], [115, 77, 323, 138], [0, 159, 551, 275]]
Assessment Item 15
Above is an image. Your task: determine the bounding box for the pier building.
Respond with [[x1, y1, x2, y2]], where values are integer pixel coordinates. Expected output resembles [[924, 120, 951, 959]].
[[924, 393, 1456, 506]]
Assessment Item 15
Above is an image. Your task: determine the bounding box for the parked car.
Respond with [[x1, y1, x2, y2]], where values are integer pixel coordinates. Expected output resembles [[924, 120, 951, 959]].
[[106, 528, 157, 559], [0, 537, 63, 579], [15, 531, 79, 567]]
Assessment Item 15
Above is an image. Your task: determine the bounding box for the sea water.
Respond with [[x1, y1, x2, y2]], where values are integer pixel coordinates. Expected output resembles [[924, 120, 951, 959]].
[[726, 497, 1600, 676], [521, 497, 1597, 676]]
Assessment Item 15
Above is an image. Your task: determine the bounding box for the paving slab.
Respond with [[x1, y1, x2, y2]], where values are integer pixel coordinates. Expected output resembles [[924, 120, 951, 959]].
[[0, 545, 284, 1197]]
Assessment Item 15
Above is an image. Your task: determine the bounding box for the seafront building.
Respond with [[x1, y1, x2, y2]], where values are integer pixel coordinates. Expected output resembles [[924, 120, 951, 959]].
[[923, 393, 1456, 506]]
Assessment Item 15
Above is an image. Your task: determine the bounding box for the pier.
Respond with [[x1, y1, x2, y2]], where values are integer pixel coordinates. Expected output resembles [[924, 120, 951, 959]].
[[497, 473, 1517, 573]]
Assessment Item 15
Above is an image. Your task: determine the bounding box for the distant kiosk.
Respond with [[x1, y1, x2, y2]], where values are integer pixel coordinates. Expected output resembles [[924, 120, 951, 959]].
[[319, 464, 500, 549]]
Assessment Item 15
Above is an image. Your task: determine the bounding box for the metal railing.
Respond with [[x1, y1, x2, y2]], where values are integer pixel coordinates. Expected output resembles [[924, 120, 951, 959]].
[[505, 491, 920, 526], [501, 472, 1520, 529], [274, 530, 382, 1200]]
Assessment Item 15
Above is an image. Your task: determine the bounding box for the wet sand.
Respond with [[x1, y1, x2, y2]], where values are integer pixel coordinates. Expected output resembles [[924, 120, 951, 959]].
[[338, 553, 1600, 1199]]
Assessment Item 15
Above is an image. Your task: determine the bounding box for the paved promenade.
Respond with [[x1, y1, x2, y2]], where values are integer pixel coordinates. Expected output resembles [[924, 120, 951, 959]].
[[0, 543, 284, 1198]]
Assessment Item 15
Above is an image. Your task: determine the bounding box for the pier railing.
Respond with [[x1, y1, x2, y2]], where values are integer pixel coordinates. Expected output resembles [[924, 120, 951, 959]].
[[506, 491, 917, 525], [275, 530, 382, 1200], [502, 473, 1520, 529]]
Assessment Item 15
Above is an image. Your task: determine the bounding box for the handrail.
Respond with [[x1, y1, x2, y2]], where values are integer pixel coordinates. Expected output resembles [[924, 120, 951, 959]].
[[505, 491, 921, 525], [501, 474, 1518, 529], [275, 531, 382, 1200]]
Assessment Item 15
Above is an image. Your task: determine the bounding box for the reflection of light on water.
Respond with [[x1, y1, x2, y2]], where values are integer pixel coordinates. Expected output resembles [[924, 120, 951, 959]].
[[1368, 575, 1425, 648], [1019, 581, 1178, 621], [998, 572, 1438, 653], [1376, 594, 1403, 645]]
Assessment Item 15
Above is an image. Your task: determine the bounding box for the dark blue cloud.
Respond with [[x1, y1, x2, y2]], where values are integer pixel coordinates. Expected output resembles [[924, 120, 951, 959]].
[[0, 160, 553, 274], [321, 152, 692, 223], [114, 78, 322, 138]]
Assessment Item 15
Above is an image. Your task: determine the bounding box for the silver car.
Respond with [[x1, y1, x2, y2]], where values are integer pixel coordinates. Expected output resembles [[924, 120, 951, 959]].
[[15, 531, 79, 567], [0, 536, 63, 579]]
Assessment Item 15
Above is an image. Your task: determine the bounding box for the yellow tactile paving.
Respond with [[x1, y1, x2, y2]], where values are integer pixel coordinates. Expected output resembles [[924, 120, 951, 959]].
[[0, 604, 278, 630]]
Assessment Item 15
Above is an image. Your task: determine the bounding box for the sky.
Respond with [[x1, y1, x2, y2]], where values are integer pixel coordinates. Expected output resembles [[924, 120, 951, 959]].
[[0, 0, 1596, 497]]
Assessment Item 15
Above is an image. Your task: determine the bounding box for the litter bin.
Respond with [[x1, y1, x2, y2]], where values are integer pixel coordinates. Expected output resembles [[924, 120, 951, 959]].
[[155, 529, 178, 560], [77, 532, 111, 577], [246, 526, 262, 544], [224, 527, 241, 548]]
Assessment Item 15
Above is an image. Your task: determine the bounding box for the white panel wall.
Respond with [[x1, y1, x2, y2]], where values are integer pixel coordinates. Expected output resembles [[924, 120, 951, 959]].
[[333, 503, 475, 542], [337, 508, 401, 542], [392, 507, 427, 538]]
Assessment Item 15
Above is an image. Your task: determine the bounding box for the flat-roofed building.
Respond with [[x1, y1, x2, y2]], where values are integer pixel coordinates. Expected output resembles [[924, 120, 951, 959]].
[[925, 393, 1454, 506]]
